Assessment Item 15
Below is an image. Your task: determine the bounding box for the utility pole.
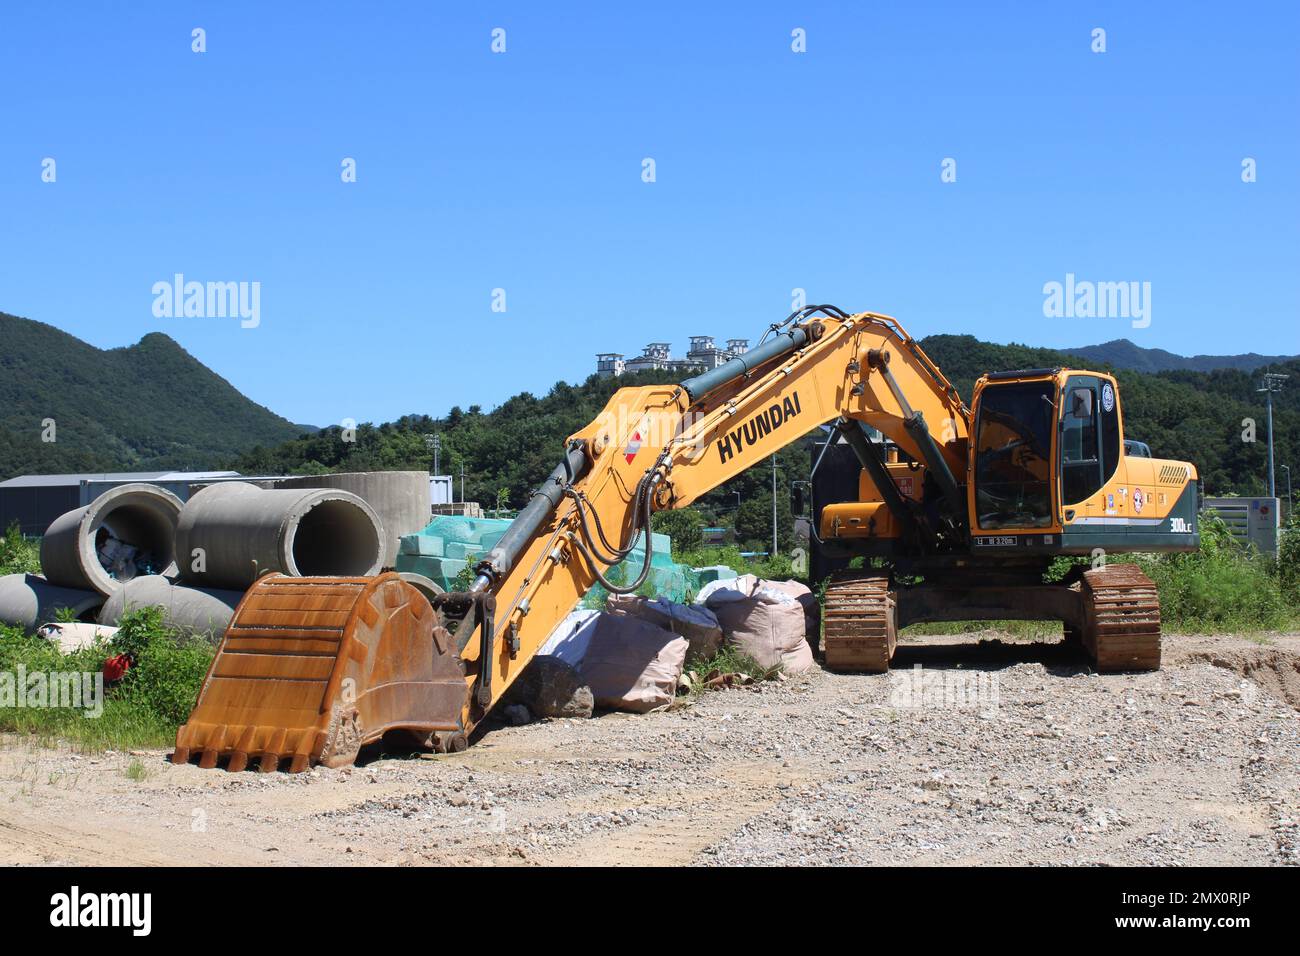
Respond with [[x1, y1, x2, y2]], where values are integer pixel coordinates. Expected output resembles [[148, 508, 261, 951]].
[[422, 433, 440, 475], [771, 453, 778, 556], [1258, 373, 1287, 497], [458, 459, 466, 504]]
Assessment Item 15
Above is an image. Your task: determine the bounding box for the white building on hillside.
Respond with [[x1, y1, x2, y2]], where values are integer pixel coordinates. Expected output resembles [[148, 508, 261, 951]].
[[597, 337, 748, 378]]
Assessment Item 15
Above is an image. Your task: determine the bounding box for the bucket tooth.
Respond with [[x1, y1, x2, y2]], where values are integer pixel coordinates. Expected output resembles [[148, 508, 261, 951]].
[[174, 573, 470, 772], [226, 727, 256, 773]]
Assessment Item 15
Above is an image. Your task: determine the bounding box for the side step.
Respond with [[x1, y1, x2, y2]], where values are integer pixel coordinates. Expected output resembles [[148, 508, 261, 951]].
[[173, 573, 469, 772]]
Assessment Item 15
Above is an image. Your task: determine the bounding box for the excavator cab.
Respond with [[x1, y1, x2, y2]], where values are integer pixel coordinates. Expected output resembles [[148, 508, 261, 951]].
[[968, 368, 1199, 554]]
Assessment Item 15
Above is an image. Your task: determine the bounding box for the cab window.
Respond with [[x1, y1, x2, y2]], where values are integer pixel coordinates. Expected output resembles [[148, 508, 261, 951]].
[[974, 381, 1055, 529]]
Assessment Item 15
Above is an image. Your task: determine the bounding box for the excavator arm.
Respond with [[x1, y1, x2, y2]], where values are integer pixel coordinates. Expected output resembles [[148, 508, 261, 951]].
[[174, 310, 976, 770], [452, 311, 970, 725]]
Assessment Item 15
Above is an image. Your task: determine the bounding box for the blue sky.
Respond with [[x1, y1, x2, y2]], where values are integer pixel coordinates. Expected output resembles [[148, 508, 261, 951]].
[[2, 1, 1296, 427]]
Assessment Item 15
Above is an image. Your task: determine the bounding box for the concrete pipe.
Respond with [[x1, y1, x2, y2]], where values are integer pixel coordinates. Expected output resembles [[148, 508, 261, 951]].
[[275, 471, 430, 568], [174, 481, 384, 589], [397, 570, 445, 609], [40, 483, 184, 597], [97, 574, 243, 642], [0, 573, 105, 633]]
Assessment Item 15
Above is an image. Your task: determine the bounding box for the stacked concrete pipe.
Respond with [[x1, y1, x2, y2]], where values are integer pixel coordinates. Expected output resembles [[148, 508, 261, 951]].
[[174, 481, 385, 590], [39, 482, 184, 597], [0, 573, 105, 631], [97, 575, 244, 642], [274, 471, 430, 568]]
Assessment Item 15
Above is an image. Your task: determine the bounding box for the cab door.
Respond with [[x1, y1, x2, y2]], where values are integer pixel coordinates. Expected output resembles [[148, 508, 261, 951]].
[[1059, 374, 1123, 531]]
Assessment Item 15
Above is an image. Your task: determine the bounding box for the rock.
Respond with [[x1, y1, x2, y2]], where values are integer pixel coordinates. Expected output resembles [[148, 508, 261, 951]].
[[504, 704, 533, 726], [502, 654, 595, 719]]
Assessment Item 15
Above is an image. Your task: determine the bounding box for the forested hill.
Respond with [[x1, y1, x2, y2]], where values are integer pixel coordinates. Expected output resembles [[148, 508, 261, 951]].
[[0, 311, 306, 477], [235, 333, 1297, 507], [1061, 338, 1296, 374]]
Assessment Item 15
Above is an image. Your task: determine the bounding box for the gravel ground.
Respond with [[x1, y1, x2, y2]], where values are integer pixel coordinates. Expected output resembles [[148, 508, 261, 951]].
[[1, 631, 1297, 866]]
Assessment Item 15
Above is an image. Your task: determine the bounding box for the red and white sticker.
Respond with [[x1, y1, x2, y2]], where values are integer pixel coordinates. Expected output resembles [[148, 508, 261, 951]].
[[624, 432, 642, 464], [894, 476, 915, 498], [1132, 488, 1145, 513]]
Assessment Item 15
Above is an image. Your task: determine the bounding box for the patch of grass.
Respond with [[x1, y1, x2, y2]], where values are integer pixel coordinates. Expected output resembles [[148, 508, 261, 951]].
[[694, 645, 776, 681], [675, 545, 803, 586], [676, 646, 782, 705], [900, 619, 1061, 641], [0, 606, 213, 751], [123, 759, 150, 781], [0, 522, 41, 576]]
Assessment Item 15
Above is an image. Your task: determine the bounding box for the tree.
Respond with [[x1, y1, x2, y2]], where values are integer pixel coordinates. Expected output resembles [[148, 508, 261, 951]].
[[652, 508, 705, 555]]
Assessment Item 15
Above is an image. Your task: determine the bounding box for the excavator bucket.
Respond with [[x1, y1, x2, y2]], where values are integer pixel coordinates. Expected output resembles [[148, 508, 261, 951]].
[[173, 573, 469, 772]]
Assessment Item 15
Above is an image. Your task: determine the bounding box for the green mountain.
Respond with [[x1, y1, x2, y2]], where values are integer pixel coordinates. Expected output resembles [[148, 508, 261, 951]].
[[1061, 338, 1295, 374], [0, 311, 308, 478]]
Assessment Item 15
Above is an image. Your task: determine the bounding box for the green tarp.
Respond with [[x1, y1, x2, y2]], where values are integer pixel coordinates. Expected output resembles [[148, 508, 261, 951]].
[[396, 515, 702, 603]]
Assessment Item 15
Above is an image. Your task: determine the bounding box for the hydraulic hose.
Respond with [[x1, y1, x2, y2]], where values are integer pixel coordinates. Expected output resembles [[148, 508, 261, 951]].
[[570, 473, 660, 594]]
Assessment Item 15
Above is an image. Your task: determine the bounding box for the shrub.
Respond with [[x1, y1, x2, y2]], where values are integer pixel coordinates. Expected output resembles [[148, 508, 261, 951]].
[[652, 509, 704, 555], [0, 521, 41, 576], [1135, 513, 1289, 631], [1278, 514, 1300, 603], [110, 607, 215, 726], [674, 544, 805, 586], [0, 606, 213, 749]]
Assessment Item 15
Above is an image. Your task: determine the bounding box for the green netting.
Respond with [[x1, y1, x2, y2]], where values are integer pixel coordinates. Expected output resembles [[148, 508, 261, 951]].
[[396, 515, 702, 603]]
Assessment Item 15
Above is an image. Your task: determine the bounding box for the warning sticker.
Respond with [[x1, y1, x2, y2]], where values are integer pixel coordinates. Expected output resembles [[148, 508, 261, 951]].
[[624, 432, 642, 464]]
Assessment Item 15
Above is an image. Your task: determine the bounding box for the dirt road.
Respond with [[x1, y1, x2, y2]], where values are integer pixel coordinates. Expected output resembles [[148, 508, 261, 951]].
[[2, 631, 1297, 866]]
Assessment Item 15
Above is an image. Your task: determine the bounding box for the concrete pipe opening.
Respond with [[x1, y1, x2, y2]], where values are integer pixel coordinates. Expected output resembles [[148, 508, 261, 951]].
[[40, 483, 183, 597], [286, 496, 384, 577], [175, 482, 384, 589], [274, 471, 432, 568]]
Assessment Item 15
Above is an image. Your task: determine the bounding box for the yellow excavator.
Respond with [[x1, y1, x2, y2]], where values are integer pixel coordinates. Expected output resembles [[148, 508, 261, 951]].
[[174, 308, 1199, 771]]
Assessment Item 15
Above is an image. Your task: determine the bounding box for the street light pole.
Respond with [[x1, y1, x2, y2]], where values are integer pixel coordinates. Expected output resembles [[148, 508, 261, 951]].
[[1258, 373, 1287, 498], [423, 433, 441, 476], [771, 453, 778, 556]]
